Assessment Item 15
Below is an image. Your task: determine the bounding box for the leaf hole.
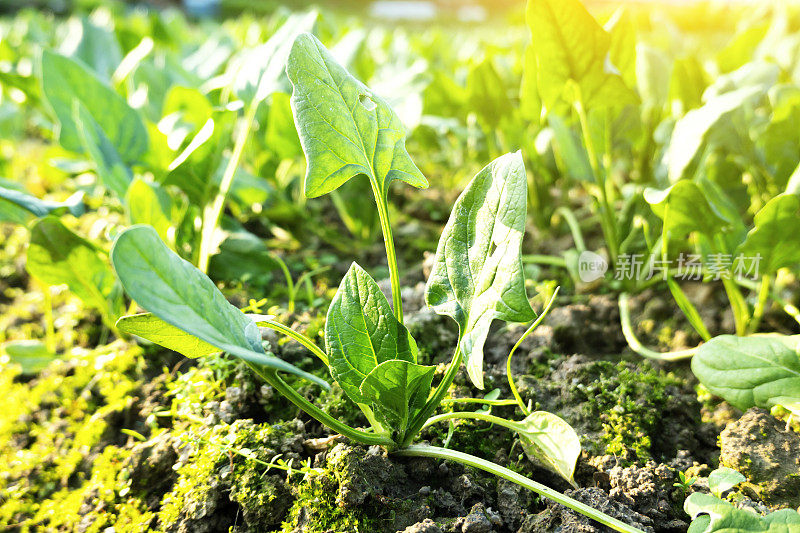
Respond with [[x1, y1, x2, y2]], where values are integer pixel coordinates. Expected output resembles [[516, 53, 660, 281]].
[[359, 93, 377, 111]]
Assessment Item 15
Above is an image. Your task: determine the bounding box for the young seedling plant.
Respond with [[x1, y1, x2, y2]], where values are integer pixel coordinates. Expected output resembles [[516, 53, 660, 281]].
[[109, 33, 643, 533]]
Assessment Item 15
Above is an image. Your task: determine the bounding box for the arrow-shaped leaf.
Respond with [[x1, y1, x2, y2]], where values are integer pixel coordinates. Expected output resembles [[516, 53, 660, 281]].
[[286, 32, 427, 198], [426, 151, 535, 389]]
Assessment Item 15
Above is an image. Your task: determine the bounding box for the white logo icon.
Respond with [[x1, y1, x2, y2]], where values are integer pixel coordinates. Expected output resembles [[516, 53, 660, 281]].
[[578, 251, 608, 283]]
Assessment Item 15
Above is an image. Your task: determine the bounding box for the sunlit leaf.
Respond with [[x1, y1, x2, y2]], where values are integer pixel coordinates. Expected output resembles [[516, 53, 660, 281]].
[[426, 152, 535, 389], [111, 225, 328, 388], [286, 32, 427, 198]]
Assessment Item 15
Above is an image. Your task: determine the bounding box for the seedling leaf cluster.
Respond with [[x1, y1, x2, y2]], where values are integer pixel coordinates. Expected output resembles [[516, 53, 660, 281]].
[[108, 32, 637, 532]]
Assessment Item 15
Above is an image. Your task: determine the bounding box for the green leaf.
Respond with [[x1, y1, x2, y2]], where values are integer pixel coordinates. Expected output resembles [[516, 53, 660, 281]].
[[59, 16, 123, 80], [666, 86, 762, 182], [636, 44, 671, 109], [359, 359, 435, 429], [265, 91, 302, 160], [426, 152, 535, 389], [325, 262, 416, 404], [716, 23, 769, 74], [1, 340, 59, 375], [286, 32, 427, 198], [0, 183, 84, 220], [27, 217, 121, 319], [668, 56, 708, 113], [117, 313, 218, 359], [773, 397, 800, 418], [605, 8, 636, 90], [684, 493, 764, 532], [110, 225, 328, 388], [466, 57, 513, 129], [691, 335, 800, 411], [708, 467, 746, 497], [208, 218, 279, 285], [548, 114, 593, 182], [644, 181, 730, 240], [525, 0, 636, 111], [73, 100, 133, 198], [516, 411, 581, 484], [519, 46, 542, 122], [125, 178, 173, 245], [41, 50, 148, 163], [736, 194, 800, 275], [685, 492, 800, 532], [227, 11, 317, 105]]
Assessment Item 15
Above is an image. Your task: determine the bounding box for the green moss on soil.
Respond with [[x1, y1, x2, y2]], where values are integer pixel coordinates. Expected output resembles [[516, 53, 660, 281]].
[[522, 358, 690, 464], [0, 341, 154, 531]]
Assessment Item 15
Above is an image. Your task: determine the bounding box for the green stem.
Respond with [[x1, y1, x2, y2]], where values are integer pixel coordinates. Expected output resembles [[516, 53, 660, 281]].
[[401, 347, 462, 447], [394, 445, 644, 533], [197, 100, 258, 273], [666, 279, 712, 341], [245, 362, 393, 447], [440, 397, 519, 407], [575, 97, 617, 264], [660, 206, 711, 341], [269, 253, 296, 312], [618, 292, 696, 361], [423, 411, 521, 432], [722, 277, 749, 336], [41, 283, 56, 353], [735, 277, 800, 328], [554, 206, 587, 253], [294, 266, 330, 308], [711, 234, 749, 336], [521, 255, 568, 268], [748, 275, 771, 335], [507, 287, 560, 415], [370, 181, 404, 323], [249, 317, 328, 366]]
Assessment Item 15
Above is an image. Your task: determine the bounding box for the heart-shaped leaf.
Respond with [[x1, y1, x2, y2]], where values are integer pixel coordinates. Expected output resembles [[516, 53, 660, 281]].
[[426, 151, 535, 389], [691, 335, 800, 411], [111, 225, 328, 388], [325, 262, 417, 404], [286, 32, 427, 198]]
